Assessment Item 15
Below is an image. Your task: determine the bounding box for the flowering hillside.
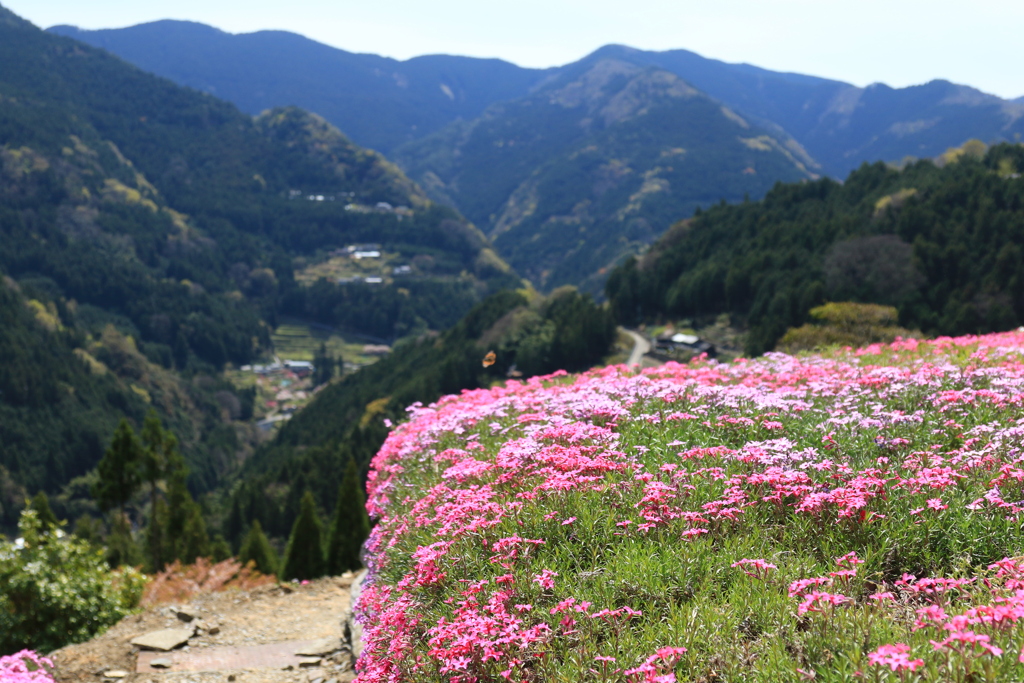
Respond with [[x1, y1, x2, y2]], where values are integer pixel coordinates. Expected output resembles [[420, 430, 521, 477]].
[[356, 332, 1024, 682]]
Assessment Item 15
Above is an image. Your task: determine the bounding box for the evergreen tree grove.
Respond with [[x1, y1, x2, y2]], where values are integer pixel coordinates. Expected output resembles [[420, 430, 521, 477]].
[[239, 520, 279, 576], [281, 490, 325, 581], [326, 459, 370, 575]]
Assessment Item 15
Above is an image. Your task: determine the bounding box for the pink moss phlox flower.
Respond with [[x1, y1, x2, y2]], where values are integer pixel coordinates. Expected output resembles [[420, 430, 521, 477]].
[[0, 651, 56, 683], [531, 568, 558, 590], [866, 643, 924, 672], [930, 630, 1003, 657], [789, 577, 832, 597], [731, 558, 777, 579], [797, 591, 850, 615], [835, 551, 864, 567]]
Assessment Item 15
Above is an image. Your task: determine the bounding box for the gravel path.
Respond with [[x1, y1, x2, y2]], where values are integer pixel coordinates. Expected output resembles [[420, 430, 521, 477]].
[[49, 574, 361, 683]]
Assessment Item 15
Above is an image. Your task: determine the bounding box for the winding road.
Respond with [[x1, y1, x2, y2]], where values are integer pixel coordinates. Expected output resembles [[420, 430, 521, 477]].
[[622, 328, 652, 367]]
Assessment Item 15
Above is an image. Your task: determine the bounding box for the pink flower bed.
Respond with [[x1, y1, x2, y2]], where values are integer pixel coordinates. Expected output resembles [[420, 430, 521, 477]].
[[355, 332, 1024, 681]]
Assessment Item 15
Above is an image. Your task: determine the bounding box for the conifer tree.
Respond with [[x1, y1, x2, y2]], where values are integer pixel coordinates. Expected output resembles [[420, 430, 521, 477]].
[[210, 535, 232, 562], [163, 442, 210, 564], [145, 497, 167, 572], [28, 491, 59, 532], [164, 446, 190, 550], [313, 342, 337, 387], [239, 520, 279, 576], [326, 459, 370, 574], [281, 490, 325, 581], [93, 419, 142, 516], [180, 503, 211, 563], [105, 510, 142, 568], [140, 411, 170, 571]]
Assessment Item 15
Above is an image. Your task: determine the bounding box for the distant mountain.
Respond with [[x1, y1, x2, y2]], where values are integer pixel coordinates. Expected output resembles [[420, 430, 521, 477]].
[[47, 21, 549, 155], [45, 23, 1024, 179], [571, 46, 1024, 177], [396, 59, 816, 291], [0, 3, 515, 501]]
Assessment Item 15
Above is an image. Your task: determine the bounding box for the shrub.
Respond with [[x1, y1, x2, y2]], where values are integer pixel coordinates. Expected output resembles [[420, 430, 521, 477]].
[[0, 510, 146, 654]]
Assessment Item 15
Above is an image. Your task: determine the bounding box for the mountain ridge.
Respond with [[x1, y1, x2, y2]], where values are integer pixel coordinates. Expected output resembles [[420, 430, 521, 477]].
[[395, 57, 816, 292], [47, 19, 1024, 180]]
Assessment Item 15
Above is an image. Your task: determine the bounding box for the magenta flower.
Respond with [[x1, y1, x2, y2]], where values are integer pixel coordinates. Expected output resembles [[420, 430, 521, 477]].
[[867, 643, 924, 672]]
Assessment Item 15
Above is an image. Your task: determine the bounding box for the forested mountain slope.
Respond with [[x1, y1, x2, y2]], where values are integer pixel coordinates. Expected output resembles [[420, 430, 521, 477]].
[[396, 58, 816, 292], [607, 143, 1024, 353], [0, 3, 516, 509]]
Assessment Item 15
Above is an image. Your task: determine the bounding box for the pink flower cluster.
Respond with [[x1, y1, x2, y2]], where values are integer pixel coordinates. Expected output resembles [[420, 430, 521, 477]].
[[354, 330, 1024, 681], [0, 651, 55, 683]]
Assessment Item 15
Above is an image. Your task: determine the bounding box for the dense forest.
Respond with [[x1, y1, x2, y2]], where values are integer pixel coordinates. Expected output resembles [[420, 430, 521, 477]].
[[0, 4, 519, 522], [607, 142, 1024, 353]]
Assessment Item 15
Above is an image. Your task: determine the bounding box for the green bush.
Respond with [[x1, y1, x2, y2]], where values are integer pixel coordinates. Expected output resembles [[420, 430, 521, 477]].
[[776, 301, 918, 353], [0, 509, 146, 654]]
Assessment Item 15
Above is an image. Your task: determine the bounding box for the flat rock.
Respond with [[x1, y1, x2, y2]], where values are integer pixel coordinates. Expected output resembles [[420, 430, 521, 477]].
[[150, 657, 173, 669], [102, 671, 129, 679], [294, 637, 342, 656], [297, 657, 322, 667], [130, 626, 194, 651]]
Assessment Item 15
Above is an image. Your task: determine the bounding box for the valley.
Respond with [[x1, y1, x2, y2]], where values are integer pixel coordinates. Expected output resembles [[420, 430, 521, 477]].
[[3, 3, 1024, 680]]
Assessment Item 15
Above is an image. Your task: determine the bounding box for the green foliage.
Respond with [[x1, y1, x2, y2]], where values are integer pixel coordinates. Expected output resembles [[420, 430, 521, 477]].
[[27, 492, 59, 531], [238, 520, 279, 577], [160, 448, 210, 567], [606, 145, 1024, 354], [104, 511, 142, 569], [312, 342, 336, 387], [0, 281, 147, 520], [179, 504, 211, 564], [0, 509, 146, 653], [281, 491, 325, 581], [92, 420, 142, 514], [326, 459, 369, 575], [777, 302, 919, 353]]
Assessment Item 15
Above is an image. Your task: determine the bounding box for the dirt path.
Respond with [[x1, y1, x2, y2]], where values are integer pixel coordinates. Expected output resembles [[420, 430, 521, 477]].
[[49, 574, 361, 683]]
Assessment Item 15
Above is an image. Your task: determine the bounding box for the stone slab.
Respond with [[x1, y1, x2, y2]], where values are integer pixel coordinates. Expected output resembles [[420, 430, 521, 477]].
[[130, 627, 194, 651], [294, 637, 342, 657], [136, 639, 331, 673]]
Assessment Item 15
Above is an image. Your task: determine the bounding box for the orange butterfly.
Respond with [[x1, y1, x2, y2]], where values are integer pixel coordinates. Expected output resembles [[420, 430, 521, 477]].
[[482, 351, 496, 367]]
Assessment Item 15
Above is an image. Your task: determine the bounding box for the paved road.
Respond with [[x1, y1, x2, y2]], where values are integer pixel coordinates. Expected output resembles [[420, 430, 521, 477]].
[[623, 328, 652, 367]]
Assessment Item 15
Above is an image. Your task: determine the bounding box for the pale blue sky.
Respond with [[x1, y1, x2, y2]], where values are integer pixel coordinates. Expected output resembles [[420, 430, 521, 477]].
[[7, 0, 1024, 99]]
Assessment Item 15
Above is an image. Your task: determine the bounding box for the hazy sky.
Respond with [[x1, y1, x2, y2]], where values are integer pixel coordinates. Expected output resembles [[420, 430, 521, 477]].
[[7, 0, 1024, 100]]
